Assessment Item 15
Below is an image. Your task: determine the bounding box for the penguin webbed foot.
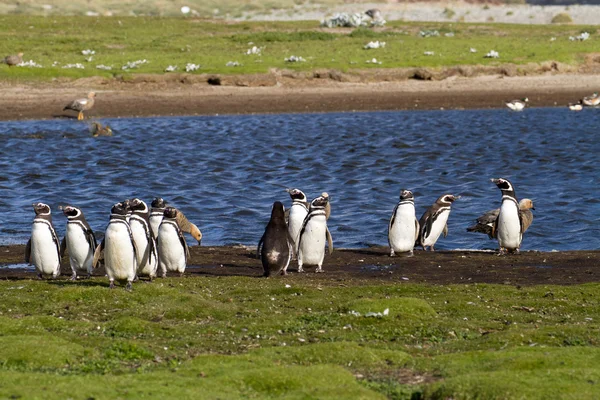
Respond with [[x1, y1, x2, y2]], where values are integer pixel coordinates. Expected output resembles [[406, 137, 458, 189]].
[[109, 281, 116, 289], [37, 273, 43, 280], [315, 266, 324, 273], [297, 266, 305, 273], [70, 274, 77, 281], [389, 250, 395, 257], [125, 282, 133, 291]]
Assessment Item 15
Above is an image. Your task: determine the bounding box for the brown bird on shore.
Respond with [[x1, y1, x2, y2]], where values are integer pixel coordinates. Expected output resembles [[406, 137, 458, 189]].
[[64, 92, 96, 121], [1, 52, 23, 67], [89, 121, 113, 137], [176, 209, 202, 244], [321, 192, 331, 220], [467, 198, 535, 239]]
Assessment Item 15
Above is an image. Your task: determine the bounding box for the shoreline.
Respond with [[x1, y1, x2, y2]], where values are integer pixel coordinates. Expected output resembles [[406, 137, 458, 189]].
[[2, 72, 600, 121], [2, 245, 599, 285]]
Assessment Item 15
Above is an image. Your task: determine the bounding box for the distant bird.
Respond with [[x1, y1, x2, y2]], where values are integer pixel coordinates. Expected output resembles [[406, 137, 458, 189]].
[[365, 8, 382, 20], [582, 92, 600, 107], [568, 101, 583, 111], [416, 194, 460, 251], [63, 92, 96, 121], [467, 198, 535, 239], [89, 121, 112, 136], [505, 98, 528, 111], [1, 52, 23, 67]]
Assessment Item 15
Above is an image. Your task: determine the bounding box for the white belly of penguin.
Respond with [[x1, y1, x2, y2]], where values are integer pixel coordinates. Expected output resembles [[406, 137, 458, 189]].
[[389, 204, 416, 253], [149, 215, 163, 240], [104, 223, 136, 281], [422, 209, 450, 247], [288, 205, 308, 247], [158, 224, 186, 273], [299, 215, 327, 266], [66, 224, 93, 273], [31, 223, 59, 276], [497, 201, 522, 250], [130, 218, 156, 276]]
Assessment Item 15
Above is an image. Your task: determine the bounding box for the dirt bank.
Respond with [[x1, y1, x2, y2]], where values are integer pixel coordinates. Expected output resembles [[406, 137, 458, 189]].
[[3, 72, 600, 121], [1, 245, 598, 286]]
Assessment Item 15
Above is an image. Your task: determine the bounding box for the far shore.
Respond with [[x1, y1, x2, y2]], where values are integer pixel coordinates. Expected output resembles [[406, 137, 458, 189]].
[[2, 72, 600, 121]]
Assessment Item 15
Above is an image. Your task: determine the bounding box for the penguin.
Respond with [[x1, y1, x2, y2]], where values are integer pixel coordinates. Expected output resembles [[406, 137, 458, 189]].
[[505, 98, 528, 111], [25, 203, 61, 279], [297, 195, 333, 273], [129, 198, 158, 280], [149, 197, 166, 241], [157, 207, 189, 277], [491, 178, 523, 254], [257, 201, 295, 277], [285, 188, 309, 252], [388, 189, 420, 257], [59, 205, 96, 280], [416, 194, 460, 251], [467, 198, 535, 240], [93, 201, 138, 290]]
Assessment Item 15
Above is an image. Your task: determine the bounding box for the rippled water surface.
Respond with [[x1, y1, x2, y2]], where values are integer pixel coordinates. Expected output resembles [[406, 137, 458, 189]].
[[1, 109, 598, 251]]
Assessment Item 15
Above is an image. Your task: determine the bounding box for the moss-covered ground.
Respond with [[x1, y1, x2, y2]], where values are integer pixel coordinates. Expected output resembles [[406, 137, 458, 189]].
[[1, 276, 599, 399]]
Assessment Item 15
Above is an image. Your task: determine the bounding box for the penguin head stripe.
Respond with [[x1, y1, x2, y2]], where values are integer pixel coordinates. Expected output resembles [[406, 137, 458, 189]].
[[287, 188, 307, 202], [310, 195, 328, 209], [399, 190, 414, 201], [59, 205, 81, 219], [110, 202, 129, 216], [491, 178, 514, 192], [130, 198, 149, 214], [151, 197, 166, 208], [437, 194, 460, 205], [33, 202, 51, 216], [164, 206, 178, 219]]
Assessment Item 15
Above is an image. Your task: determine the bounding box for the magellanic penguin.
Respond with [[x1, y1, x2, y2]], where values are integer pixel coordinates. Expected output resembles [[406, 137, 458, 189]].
[[285, 188, 309, 253], [93, 202, 138, 290], [149, 197, 167, 241], [257, 201, 295, 277], [59, 205, 96, 280], [25, 203, 61, 279], [297, 195, 334, 273], [467, 198, 535, 240], [388, 189, 420, 257], [491, 178, 524, 254], [157, 207, 190, 277], [129, 198, 158, 280], [416, 194, 460, 251], [505, 98, 528, 111]]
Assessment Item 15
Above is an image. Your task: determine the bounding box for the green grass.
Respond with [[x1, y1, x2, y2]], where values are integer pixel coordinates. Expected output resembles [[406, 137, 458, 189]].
[[0, 16, 599, 82], [1, 277, 600, 398]]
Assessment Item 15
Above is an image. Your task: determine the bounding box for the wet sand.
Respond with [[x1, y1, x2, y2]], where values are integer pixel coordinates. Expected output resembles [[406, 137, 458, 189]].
[[2, 245, 599, 286], [2, 73, 600, 121]]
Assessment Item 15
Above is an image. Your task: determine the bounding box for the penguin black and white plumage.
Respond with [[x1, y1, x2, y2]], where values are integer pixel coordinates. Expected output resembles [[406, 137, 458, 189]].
[[491, 178, 524, 254], [129, 198, 158, 280], [93, 201, 137, 290], [388, 189, 419, 257], [285, 188, 309, 252], [467, 198, 535, 240], [416, 194, 460, 251], [297, 195, 333, 273], [25, 203, 61, 279], [157, 207, 189, 277], [149, 197, 166, 241], [59, 205, 96, 280], [257, 201, 295, 277]]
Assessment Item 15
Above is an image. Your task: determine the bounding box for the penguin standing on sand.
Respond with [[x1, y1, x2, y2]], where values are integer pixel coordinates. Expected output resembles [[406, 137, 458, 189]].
[[297, 195, 334, 273], [416, 194, 460, 251], [491, 178, 523, 254], [257, 201, 295, 277], [129, 198, 158, 280], [93, 202, 138, 290], [149, 197, 166, 241], [25, 203, 61, 279], [388, 189, 420, 257], [285, 188, 309, 252], [59, 205, 96, 280], [157, 207, 189, 277]]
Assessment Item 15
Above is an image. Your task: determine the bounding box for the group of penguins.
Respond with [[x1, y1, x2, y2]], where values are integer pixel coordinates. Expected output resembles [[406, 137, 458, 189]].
[[24, 178, 534, 289], [258, 177, 534, 277], [25, 198, 202, 290]]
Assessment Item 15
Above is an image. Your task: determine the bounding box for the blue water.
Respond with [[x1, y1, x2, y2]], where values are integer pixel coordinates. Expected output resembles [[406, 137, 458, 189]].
[[0, 108, 598, 251]]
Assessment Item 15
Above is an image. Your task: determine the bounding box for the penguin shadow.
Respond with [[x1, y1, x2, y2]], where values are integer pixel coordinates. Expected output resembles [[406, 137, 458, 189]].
[[187, 264, 265, 278], [45, 277, 110, 288], [347, 248, 389, 257]]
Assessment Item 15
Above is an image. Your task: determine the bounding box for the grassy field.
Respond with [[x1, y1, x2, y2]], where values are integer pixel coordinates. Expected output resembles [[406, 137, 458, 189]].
[[0, 16, 598, 82], [1, 276, 599, 398]]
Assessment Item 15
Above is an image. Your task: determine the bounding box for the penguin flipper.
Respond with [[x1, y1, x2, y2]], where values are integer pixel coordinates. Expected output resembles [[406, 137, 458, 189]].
[[326, 227, 334, 255], [25, 238, 31, 264], [491, 214, 499, 239], [443, 224, 449, 238], [177, 227, 190, 262], [284, 208, 290, 225], [60, 237, 67, 258], [51, 225, 61, 259], [388, 203, 399, 238], [92, 240, 105, 269], [285, 231, 296, 259], [414, 218, 420, 243], [257, 233, 265, 259]]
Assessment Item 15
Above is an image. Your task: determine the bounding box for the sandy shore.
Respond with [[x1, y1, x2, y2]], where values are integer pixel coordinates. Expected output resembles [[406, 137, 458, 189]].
[[1, 245, 599, 286], [2, 73, 600, 121]]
